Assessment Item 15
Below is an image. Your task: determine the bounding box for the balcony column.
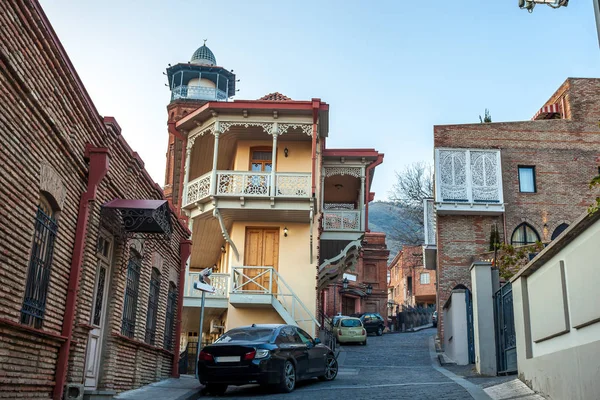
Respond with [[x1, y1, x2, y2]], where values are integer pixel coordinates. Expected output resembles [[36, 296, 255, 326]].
[[359, 169, 366, 230], [182, 146, 192, 205], [270, 123, 279, 197], [210, 122, 220, 196]]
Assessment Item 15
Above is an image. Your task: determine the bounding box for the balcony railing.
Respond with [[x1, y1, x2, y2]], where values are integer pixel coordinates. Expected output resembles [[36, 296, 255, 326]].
[[322, 210, 361, 231], [435, 149, 504, 214], [183, 171, 311, 208], [171, 85, 227, 102], [424, 198, 436, 246], [184, 272, 229, 299]]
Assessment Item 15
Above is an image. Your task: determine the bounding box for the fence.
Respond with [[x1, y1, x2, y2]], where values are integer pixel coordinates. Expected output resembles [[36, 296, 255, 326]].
[[395, 305, 435, 331]]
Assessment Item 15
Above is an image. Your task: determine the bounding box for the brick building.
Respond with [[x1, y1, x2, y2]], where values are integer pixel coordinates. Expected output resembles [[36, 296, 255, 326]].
[[433, 78, 600, 341], [0, 1, 190, 399], [322, 232, 390, 319], [388, 245, 436, 311]]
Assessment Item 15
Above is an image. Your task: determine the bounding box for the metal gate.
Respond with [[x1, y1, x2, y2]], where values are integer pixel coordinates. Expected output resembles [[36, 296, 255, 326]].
[[465, 289, 475, 364], [494, 282, 517, 374]]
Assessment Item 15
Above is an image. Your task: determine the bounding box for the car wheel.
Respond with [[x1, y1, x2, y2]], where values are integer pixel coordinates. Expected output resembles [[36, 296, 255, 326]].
[[205, 383, 228, 396], [376, 326, 383, 336], [279, 360, 296, 393], [319, 354, 338, 381]]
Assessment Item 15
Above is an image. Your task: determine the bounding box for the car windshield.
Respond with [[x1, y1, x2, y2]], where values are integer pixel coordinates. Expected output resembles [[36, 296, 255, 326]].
[[215, 328, 274, 343], [340, 319, 361, 328]]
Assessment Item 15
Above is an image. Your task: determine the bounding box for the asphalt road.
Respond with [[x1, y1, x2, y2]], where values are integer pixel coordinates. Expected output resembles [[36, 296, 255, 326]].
[[196, 328, 475, 399]]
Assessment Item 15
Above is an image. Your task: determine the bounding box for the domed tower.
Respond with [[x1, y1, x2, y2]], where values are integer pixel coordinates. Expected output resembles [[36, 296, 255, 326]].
[[166, 41, 236, 104], [163, 42, 237, 209]]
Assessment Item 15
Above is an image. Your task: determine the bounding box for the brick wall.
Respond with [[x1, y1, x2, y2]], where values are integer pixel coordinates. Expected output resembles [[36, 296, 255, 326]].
[[388, 246, 436, 309], [0, 1, 189, 398], [434, 77, 600, 342]]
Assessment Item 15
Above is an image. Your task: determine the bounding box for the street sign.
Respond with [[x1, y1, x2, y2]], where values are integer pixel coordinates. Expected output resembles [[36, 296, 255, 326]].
[[194, 281, 216, 293]]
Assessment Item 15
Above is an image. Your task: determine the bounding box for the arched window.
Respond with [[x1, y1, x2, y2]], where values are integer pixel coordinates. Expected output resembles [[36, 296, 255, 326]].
[[164, 282, 177, 350], [145, 268, 161, 345], [551, 223, 569, 240], [511, 223, 540, 246], [21, 194, 59, 328], [121, 249, 142, 338]]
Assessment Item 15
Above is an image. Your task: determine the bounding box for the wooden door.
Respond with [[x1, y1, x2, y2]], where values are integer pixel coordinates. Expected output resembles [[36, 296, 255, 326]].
[[244, 228, 279, 293], [84, 232, 113, 389]]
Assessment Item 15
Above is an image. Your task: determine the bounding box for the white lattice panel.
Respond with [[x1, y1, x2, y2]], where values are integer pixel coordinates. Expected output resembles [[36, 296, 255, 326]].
[[276, 174, 311, 197]]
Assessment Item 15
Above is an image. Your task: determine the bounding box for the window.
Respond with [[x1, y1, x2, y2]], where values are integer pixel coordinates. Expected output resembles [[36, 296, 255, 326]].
[[250, 148, 273, 172], [518, 166, 536, 193], [295, 328, 314, 345], [551, 223, 569, 240], [511, 223, 540, 246], [420, 273, 431, 285], [21, 195, 59, 328], [121, 249, 142, 338], [164, 282, 177, 350], [145, 268, 161, 345]]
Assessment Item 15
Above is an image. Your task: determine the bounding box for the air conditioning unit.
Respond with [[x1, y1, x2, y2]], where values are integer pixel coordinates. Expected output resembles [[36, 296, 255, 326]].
[[210, 320, 224, 334]]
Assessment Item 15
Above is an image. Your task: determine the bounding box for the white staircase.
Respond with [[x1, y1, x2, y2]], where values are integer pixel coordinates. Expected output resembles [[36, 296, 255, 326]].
[[230, 266, 320, 335]]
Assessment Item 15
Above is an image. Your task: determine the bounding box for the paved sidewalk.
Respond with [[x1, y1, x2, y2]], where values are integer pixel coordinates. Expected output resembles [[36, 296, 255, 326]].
[[114, 375, 201, 400]]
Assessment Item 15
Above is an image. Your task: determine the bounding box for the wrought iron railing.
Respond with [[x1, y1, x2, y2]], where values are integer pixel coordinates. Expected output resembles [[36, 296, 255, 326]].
[[184, 272, 229, 299], [322, 210, 361, 231], [171, 85, 227, 101], [183, 171, 311, 207], [231, 266, 320, 328], [317, 310, 336, 353]]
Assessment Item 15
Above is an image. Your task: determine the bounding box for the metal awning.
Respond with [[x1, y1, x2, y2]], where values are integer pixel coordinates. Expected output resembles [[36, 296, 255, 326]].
[[532, 103, 561, 120], [100, 199, 172, 239]]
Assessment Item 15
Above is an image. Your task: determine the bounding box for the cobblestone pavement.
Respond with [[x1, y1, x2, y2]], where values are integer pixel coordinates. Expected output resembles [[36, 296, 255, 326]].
[[196, 328, 477, 399]]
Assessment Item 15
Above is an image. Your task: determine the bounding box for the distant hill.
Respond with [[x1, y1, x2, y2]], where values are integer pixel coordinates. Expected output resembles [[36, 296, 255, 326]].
[[368, 201, 423, 262]]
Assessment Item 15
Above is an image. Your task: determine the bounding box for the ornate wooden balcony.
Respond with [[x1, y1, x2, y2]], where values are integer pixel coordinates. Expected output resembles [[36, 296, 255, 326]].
[[435, 149, 504, 215], [183, 171, 311, 208]]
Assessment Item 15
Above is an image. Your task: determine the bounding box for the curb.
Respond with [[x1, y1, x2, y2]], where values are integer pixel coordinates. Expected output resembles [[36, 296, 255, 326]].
[[174, 389, 201, 400]]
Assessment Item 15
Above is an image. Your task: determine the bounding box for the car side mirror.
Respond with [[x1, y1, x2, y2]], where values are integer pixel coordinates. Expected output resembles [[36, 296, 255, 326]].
[[314, 338, 321, 345]]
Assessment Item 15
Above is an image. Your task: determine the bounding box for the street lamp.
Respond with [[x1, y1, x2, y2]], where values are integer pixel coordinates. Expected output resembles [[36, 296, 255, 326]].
[[342, 277, 349, 290], [366, 284, 373, 296]]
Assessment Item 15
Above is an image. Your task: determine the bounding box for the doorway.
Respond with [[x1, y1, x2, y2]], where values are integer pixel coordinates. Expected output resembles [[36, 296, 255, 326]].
[[243, 227, 280, 293], [342, 296, 356, 316], [84, 232, 113, 389]]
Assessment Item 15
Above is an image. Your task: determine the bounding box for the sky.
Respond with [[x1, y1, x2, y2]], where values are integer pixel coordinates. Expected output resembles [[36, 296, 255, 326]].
[[40, 0, 599, 200]]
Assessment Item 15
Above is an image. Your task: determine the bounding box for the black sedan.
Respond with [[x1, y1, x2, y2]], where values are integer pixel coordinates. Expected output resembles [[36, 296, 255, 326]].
[[197, 324, 338, 395]]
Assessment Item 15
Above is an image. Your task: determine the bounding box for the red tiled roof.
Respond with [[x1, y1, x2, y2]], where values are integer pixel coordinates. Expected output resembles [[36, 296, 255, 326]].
[[258, 92, 292, 101]]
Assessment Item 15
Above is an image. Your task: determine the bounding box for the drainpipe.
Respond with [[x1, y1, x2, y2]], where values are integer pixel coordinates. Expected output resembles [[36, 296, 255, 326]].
[[53, 145, 109, 400], [364, 154, 384, 232], [311, 99, 320, 196], [172, 239, 193, 378]]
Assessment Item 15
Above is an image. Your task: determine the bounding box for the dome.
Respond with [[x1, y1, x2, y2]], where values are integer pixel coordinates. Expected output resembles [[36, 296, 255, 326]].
[[190, 43, 216, 66]]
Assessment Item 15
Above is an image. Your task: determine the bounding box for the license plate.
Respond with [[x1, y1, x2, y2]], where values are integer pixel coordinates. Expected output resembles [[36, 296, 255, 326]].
[[215, 356, 240, 363]]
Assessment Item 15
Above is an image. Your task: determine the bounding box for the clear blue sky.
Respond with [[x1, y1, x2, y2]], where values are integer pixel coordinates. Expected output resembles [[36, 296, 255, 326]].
[[40, 0, 598, 200]]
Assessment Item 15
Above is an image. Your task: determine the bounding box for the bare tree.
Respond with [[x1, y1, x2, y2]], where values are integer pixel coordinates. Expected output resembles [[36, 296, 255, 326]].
[[387, 162, 434, 245]]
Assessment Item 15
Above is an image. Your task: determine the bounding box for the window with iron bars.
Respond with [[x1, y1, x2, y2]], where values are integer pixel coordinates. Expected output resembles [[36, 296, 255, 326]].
[[145, 268, 161, 345], [164, 283, 177, 350], [121, 249, 142, 338], [21, 196, 59, 329]]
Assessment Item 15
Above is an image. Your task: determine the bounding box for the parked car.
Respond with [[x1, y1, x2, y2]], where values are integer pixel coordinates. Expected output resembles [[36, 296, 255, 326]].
[[333, 317, 367, 345], [432, 311, 438, 327], [331, 314, 348, 329], [197, 324, 338, 395], [350, 312, 386, 336]]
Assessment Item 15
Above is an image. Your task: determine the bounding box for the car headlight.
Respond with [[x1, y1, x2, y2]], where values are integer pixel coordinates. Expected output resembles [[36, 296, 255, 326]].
[[254, 349, 270, 359]]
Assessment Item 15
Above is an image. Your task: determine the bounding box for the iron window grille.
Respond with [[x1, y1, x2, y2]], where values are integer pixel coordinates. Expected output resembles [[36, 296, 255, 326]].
[[145, 268, 161, 345], [21, 198, 59, 329], [121, 249, 142, 338], [164, 283, 177, 350]]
